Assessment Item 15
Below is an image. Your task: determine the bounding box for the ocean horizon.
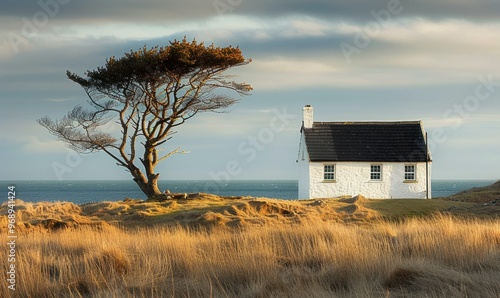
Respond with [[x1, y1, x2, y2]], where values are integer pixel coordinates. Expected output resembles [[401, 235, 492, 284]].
[[2, 180, 497, 205]]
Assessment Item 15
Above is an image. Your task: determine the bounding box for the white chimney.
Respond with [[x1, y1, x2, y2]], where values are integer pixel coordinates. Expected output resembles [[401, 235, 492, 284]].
[[303, 105, 313, 129]]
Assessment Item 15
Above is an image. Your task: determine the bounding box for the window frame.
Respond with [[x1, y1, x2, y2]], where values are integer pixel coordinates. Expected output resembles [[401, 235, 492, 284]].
[[404, 165, 416, 181], [323, 164, 336, 182], [370, 164, 382, 181]]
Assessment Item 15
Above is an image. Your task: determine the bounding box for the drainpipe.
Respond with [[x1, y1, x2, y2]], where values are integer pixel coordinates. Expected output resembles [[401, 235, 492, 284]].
[[426, 132, 429, 200]]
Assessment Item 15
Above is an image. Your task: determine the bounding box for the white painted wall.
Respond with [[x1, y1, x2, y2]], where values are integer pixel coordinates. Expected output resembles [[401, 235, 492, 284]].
[[297, 131, 310, 199], [301, 161, 431, 199]]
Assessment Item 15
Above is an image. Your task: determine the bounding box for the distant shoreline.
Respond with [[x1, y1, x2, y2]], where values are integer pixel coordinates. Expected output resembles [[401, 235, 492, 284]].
[[2, 180, 497, 204]]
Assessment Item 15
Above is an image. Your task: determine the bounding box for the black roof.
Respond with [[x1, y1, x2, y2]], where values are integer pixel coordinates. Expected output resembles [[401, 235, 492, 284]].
[[303, 121, 430, 162]]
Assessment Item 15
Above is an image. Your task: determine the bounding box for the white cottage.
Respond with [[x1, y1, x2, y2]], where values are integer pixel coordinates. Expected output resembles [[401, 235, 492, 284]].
[[298, 105, 432, 199]]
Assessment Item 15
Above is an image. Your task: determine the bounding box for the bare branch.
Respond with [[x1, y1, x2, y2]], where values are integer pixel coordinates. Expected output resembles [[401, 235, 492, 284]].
[[157, 147, 190, 163]]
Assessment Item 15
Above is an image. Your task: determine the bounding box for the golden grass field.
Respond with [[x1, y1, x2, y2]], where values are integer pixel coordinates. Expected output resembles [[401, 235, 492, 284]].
[[1, 194, 499, 297]]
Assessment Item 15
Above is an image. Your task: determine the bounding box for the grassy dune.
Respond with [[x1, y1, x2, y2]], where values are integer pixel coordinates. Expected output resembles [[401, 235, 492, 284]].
[[1, 195, 499, 297], [447, 180, 500, 203], [1, 194, 488, 231]]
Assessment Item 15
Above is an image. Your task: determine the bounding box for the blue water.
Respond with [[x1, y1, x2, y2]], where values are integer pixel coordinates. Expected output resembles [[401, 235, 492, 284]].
[[1, 180, 496, 204]]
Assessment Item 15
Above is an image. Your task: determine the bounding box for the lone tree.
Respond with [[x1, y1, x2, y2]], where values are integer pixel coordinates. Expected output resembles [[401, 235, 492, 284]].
[[38, 38, 252, 197]]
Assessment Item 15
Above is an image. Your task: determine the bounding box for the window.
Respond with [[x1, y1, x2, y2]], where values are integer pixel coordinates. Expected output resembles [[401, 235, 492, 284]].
[[371, 165, 382, 180], [324, 165, 335, 181], [405, 165, 416, 181]]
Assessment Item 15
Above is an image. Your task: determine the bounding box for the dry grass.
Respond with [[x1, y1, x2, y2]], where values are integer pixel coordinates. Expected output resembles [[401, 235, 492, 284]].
[[0, 214, 499, 297], [1, 195, 499, 297]]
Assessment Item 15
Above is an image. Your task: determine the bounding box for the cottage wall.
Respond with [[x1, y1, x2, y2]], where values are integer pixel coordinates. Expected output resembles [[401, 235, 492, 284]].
[[297, 132, 310, 199], [302, 161, 431, 199]]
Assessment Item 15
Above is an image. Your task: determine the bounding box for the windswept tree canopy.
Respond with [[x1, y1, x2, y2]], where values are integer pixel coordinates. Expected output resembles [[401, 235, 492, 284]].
[[39, 38, 252, 197]]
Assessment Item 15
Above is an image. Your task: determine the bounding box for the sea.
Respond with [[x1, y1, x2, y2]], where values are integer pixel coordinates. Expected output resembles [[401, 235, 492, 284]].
[[2, 180, 497, 205]]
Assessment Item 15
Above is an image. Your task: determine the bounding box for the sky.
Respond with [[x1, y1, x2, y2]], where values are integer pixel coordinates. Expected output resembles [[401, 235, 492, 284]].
[[1, 0, 499, 182]]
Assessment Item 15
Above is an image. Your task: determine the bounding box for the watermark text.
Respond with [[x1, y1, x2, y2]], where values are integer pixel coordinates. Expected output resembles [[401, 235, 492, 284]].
[[7, 0, 71, 54], [206, 107, 296, 192], [6, 186, 17, 291]]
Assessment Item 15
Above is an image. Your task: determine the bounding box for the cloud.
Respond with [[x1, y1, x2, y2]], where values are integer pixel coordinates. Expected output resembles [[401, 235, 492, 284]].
[[3, 13, 500, 88], [177, 108, 298, 139], [20, 136, 68, 153], [46, 98, 74, 102], [445, 135, 500, 146], [241, 0, 500, 23], [2, 0, 500, 35], [0, 0, 215, 23], [424, 112, 500, 128]]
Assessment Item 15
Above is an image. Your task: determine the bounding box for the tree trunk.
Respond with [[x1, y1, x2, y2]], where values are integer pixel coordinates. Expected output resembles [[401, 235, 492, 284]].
[[147, 174, 161, 197], [130, 166, 161, 198], [133, 176, 161, 198]]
